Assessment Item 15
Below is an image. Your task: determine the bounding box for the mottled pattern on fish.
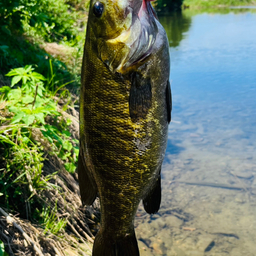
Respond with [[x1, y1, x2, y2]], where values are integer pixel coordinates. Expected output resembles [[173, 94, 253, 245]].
[[79, 0, 171, 254], [80, 29, 169, 233]]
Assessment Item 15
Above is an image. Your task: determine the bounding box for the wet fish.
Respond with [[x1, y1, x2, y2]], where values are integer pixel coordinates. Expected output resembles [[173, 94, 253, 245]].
[[78, 0, 171, 255]]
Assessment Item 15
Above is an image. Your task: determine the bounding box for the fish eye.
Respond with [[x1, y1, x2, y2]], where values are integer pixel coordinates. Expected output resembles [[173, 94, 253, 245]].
[[93, 2, 104, 18]]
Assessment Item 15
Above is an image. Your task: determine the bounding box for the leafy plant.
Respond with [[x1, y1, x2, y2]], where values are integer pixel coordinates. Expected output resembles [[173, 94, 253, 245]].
[[0, 65, 78, 223], [0, 0, 79, 42], [1, 65, 59, 126], [42, 124, 79, 174]]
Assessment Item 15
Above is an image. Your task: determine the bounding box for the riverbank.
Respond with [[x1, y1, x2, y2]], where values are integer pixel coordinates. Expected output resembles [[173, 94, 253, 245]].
[[0, 1, 99, 255], [183, 0, 256, 8]]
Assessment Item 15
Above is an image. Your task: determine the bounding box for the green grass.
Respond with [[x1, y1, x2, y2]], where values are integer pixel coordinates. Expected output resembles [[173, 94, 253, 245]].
[[183, 0, 256, 8]]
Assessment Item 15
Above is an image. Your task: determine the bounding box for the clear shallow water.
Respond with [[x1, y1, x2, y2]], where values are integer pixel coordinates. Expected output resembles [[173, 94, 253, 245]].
[[136, 9, 256, 256]]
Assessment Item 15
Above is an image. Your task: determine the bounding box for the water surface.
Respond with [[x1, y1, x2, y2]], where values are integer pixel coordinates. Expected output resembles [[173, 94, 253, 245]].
[[136, 9, 256, 256]]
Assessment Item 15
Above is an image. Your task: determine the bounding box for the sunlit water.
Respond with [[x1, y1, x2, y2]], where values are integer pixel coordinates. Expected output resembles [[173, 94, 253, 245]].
[[135, 9, 256, 256]]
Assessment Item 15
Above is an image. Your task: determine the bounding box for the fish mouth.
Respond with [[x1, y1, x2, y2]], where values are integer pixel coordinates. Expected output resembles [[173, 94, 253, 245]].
[[125, 0, 158, 68], [106, 0, 158, 73]]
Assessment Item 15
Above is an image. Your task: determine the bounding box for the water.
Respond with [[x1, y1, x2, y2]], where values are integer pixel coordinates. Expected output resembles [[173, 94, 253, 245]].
[[135, 9, 256, 256]]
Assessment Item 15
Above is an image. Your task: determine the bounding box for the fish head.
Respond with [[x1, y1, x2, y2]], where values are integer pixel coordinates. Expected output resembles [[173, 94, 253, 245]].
[[87, 0, 158, 74]]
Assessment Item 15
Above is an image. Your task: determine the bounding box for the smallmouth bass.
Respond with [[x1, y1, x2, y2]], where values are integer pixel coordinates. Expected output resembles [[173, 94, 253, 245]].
[[78, 0, 172, 255]]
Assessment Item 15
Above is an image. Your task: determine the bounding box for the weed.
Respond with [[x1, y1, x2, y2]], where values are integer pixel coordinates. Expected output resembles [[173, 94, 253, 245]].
[[42, 124, 79, 174], [1, 65, 58, 126], [0, 124, 57, 217], [0, 64, 78, 223], [41, 203, 67, 236]]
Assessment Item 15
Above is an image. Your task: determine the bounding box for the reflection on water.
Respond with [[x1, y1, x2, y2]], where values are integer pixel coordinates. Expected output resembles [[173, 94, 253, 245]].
[[136, 8, 256, 256], [159, 12, 191, 48]]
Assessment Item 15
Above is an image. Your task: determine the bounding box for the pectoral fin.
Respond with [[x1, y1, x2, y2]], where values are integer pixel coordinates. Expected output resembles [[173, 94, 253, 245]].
[[129, 72, 152, 122], [166, 80, 172, 124], [77, 150, 97, 205]]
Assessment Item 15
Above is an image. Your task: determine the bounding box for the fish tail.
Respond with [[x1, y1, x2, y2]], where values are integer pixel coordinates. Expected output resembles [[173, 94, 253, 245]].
[[92, 229, 139, 256]]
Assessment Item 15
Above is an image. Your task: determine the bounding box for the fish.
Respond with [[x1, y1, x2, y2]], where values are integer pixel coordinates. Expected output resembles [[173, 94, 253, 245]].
[[78, 0, 171, 255]]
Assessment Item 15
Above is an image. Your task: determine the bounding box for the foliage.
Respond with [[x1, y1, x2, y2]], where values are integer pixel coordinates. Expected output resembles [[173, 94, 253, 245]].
[[0, 31, 77, 89], [0, 65, 79, 222], [42, 124, 79, 174], [0, 0, 88, 90], [0, 240, 8, 256], [0, 0, 79, 42], [156, 0, 184, 11], [1, 66, 58, 126], [0, 129, 54, 216], [0, 65, 79, 171], [183, 0, 256, 8], [0, 0, 89, 252]]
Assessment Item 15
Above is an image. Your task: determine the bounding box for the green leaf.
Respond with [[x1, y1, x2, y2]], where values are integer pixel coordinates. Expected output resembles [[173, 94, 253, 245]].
[[11, 112, 25, 124], [22, 136, 30, 144], [8, 106, 19, 113], [0, 240, 4, 256], [31, 72, 46, 81], [64, 163, 76, 174], [37, 87, 43, 97], [24, 65, 33, 73], [63, 140, 72, 151], [63, 130, 71, 137], [0, 86, 11, 99], [0, 86, 11, 93], [0, 134, 16, 146], [11, 76, 22, 87], [22, 115, 35, 126], [6, 68, 23, 77], [20, 107, 32, 115], [34, 113, 45, 124], [22, 95, 34, 104], [7, 88, 22, 100], [66, 118, 72, 126], [22, 76, 29, 85]]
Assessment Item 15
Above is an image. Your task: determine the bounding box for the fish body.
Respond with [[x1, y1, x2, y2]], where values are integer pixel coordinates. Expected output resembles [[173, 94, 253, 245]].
[[78, 0, 171, 255]]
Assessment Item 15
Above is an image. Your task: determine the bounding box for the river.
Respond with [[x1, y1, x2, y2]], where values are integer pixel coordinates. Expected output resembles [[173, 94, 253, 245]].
[[135, 8, 256, 256]]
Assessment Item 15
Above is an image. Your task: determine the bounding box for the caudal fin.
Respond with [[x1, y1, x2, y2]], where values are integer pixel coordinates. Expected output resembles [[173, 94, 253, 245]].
[[92, 230, 139, 256]]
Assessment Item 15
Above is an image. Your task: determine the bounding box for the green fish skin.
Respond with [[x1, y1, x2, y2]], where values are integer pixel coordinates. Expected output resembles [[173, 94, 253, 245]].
[[78, 0, 171, 255]]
